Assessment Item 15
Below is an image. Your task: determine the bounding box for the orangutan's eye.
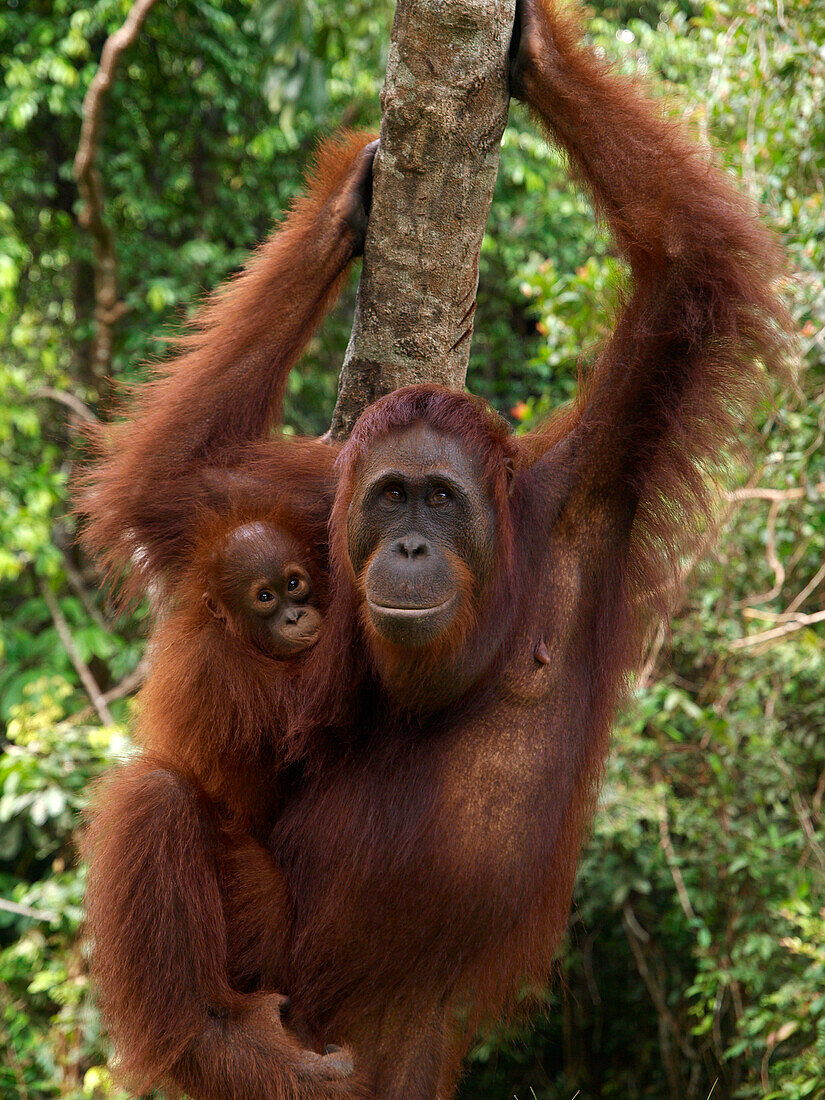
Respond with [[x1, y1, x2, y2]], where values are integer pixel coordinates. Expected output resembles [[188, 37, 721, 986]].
[[383, 485, 405, 503], [428, 487, 451, 506], [256, 589, 276, 603], [286, 574, 310, 598]]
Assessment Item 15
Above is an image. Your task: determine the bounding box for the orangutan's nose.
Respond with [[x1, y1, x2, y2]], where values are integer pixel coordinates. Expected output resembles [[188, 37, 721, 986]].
[[395, 537, 429, 560]]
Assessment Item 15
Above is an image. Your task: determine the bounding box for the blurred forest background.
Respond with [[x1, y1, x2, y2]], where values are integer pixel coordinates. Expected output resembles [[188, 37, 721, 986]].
[[1, 0, 823, 1097]]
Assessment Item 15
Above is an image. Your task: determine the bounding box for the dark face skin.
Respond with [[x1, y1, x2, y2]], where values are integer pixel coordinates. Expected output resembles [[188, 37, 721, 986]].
[[210, 522, 322, 658], [346, 423, 498, 648]]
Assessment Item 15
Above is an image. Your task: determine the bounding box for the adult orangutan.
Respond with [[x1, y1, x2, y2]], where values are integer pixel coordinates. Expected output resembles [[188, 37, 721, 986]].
[[266, 2, 789, 1095], [78, 2, 791, 1098]]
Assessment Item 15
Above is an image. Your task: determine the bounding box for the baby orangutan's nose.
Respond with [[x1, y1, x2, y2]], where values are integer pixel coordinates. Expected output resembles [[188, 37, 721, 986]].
[[285, 607, 306, 625]]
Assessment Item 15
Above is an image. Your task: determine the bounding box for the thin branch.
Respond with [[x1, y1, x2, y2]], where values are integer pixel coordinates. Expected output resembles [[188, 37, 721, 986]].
[[785, 532, 813, 576], [51, 526, 114, 631], [60, 551, 111, 631], [726, 481, 825, 610], [622, 906, 693, 1060], [33, 387, 98, 424], [785, 560, 825, 616], [756, 498, 784, 604], [812, 761, 825, 819], [100, 660, 147, 705], [730, 608, 825, 650], [740, 38, 759, 198], [68, 658, 148, 724], [622, 902, 650, 943], [743, 601, 824, 623], [769, 735, 825, 873], [40, 583, 114, 725], [637, 622, 667, 690], [742, 608, 796, 622], [657, 796, 697, 922], [0, 898, 57, 922], [622, 903, 697, 1079], [725, 481, 825, 503], [74, 0, 159, 378]]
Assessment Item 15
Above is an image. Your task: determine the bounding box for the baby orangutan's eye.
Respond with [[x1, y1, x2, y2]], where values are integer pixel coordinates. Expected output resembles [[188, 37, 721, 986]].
[[256, 589, 276, 603], [286, 574, 310, 598]]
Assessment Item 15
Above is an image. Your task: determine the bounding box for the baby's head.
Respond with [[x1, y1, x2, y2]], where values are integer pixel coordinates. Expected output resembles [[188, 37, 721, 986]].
[[204, 520, 322, 658]]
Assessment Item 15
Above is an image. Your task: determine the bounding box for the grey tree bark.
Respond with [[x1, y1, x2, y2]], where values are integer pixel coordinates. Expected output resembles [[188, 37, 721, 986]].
[[327, 0, 515, 440]]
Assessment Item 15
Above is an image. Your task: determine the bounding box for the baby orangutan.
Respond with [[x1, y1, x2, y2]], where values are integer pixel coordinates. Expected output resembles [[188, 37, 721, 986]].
[[141, 503, 330, 833], [82, 505, 357, 1100], [204, 519, 323, 661]]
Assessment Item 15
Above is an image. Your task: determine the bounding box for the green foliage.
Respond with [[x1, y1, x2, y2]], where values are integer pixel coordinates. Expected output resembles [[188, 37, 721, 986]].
[[0, 0, 822, 1095], [0, 679, 129, 1098]]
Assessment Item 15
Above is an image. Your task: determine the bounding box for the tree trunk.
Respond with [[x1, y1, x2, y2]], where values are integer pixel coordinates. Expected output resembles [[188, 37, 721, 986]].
[[327, 0, 514, 440]]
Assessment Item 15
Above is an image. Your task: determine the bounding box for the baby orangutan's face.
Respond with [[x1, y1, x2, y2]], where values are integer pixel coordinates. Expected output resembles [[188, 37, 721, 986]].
[[210, 522, 323, 658]]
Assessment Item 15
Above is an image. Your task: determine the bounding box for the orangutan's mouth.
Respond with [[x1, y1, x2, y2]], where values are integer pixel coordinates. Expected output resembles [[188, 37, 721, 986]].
[[367, 594, 456, 618]]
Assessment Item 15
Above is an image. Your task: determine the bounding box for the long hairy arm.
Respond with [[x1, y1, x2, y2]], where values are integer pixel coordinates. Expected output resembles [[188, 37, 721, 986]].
[[75, 132, 376, 599], [514, 0, 793, 618]]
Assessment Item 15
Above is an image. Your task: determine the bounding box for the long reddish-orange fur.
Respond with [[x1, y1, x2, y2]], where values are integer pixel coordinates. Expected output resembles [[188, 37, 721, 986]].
[[266, 3, 791, 1095], [77, 5, 794, 1097], [74, 131, 376, 604], [78, 133, 375, 1100], [83, 759, 360, 1100], [81, 494, 367, 1098]]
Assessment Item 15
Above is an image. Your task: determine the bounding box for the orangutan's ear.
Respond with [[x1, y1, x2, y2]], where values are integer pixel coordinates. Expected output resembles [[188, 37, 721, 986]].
[[504, 457, 516, 497], [203, 592, 226, 621]]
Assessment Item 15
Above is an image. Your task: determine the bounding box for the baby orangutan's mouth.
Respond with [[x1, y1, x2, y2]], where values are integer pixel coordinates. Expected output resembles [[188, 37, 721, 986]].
[[270, 607, 323, 658], [281, 629, 320, 649]]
